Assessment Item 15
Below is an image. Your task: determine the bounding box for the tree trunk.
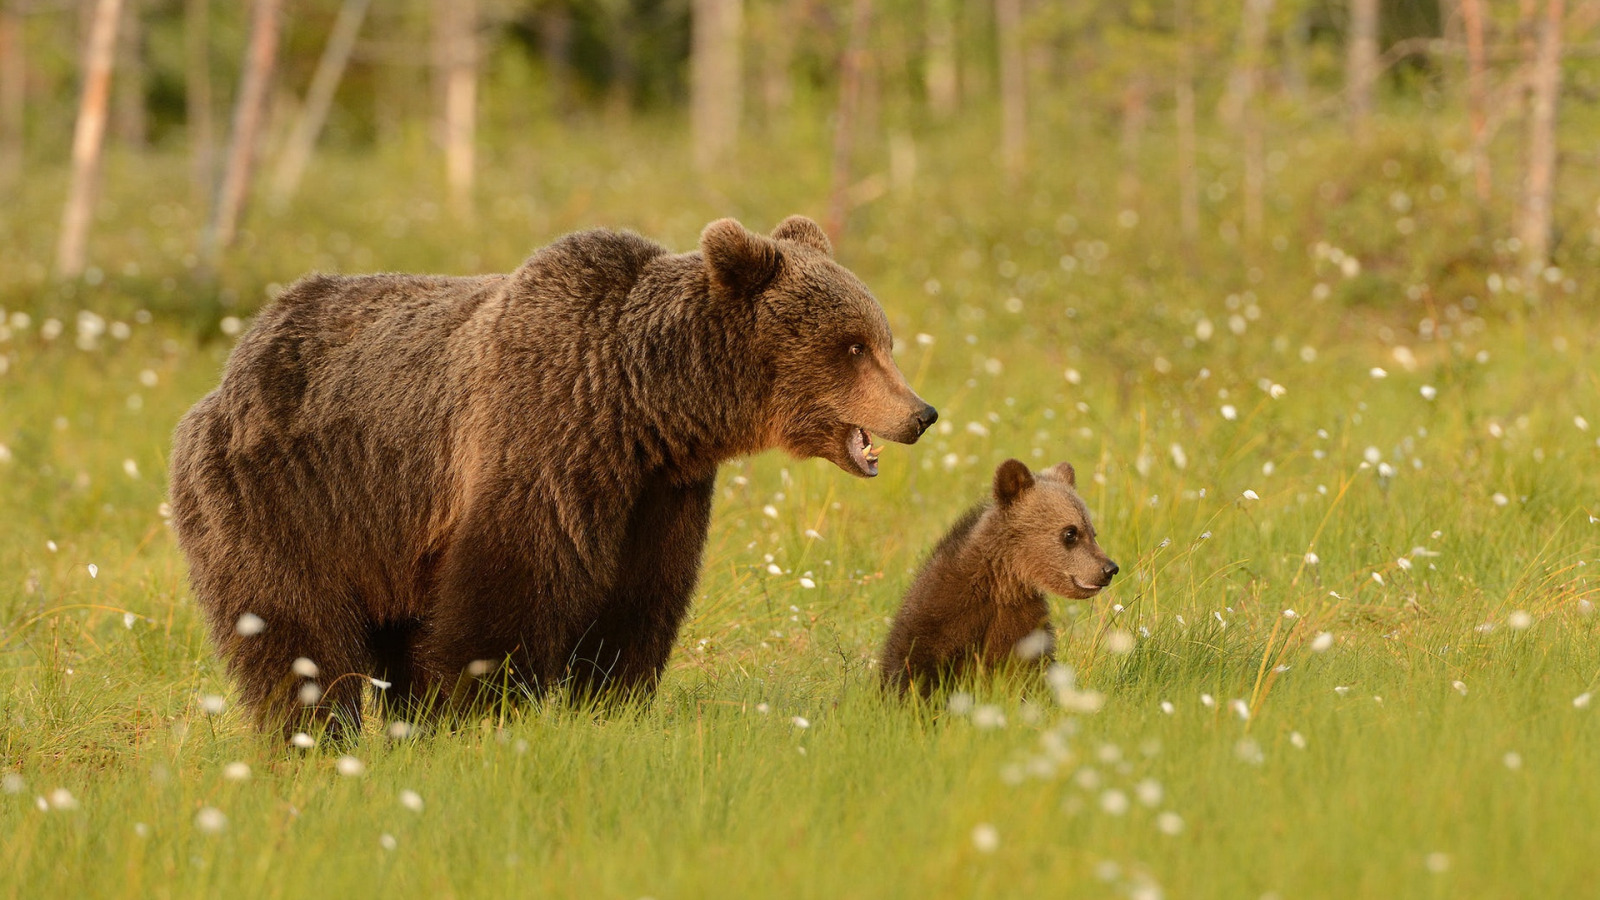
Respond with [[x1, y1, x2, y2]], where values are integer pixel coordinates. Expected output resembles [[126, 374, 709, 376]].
[[114, 0, 145, 149], [539, 3, 574, 119], [56, 0, 123, 279], [1232, 0, 1273, 245], [204, 0, 281, 259], [994, 0, 1025, 181], [1219, 0, 1273, 126], [272, 0, 371, 203], [755, 0, 795, 130], [826, 0, 872, 243], [1461, 0, 1491, 205], [0, 0, 24, 183], [924, 0, 957, 117], [185, 0, 213, 207], [1518, 0, 1564, 283], [1175, 0, 1199, 246], [1346, 0, 1379, 134], [433, 0, 476, 216], [1118, 78, 1147, 208], [1242, 95, 1264, 246], [691, 0, 742, 173]]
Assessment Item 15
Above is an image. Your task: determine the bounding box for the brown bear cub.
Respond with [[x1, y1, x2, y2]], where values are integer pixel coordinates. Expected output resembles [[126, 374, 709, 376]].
[[880, 459, 1118, 696], [169, 215, 937, 741]]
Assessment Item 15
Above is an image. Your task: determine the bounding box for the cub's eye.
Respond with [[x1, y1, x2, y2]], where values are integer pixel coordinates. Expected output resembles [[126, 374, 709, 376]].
[[1062, 526, 1079, 546], [848, 343, 865, 357]]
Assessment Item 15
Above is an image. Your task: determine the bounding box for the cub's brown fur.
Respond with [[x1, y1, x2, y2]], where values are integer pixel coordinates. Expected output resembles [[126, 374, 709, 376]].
[[881, 459, 1118, 695], [169, 215, 937, 739]]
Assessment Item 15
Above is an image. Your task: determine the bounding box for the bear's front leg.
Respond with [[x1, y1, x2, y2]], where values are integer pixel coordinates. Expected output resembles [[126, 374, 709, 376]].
[[566, 474, 716, 701], [412, 499, 599, 716]]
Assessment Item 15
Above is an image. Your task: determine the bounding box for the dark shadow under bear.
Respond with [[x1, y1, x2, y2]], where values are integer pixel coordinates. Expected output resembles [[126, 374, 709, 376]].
[[169, 215, 937, 739]]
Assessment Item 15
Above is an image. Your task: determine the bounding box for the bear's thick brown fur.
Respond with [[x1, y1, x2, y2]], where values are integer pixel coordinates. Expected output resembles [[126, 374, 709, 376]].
[[880, 459, 1117, 696], [169, 215, 936, 738]]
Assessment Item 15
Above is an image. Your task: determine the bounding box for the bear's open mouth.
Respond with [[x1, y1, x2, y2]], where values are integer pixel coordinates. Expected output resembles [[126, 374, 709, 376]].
[[844, 425, 880, 477]]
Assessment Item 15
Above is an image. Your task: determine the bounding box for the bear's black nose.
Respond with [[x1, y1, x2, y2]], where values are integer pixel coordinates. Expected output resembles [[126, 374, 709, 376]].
[[1103, 560, 1120, 580], [913, 404, 938, 434]]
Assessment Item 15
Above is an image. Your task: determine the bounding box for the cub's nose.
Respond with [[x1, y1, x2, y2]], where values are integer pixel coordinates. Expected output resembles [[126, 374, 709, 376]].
[[912, 403, 938, 436], [1102, 560, 1120, 581]]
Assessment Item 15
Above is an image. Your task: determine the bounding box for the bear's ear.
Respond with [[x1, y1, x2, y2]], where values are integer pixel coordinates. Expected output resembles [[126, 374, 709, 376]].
[[994, 459, 1035, 507], [770, 215, 833, 257], [1044, 461, 1077, 487], [701, 218, 781, 297]]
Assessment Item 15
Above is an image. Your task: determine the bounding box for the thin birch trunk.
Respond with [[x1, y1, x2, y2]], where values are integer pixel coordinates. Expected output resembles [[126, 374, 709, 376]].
[[1176, 0, 1199, 246], [826, 0, 871, 243], [691, 0, 742, 172], [1219, 0, 1273, 126], [1238, 0, 1273, 245], [272, 0, 371, 203], [1347, 0, 1379, 134], [540, 4, 574, 119], [185, 0, 212, 206], [924, 0, 956, 117], [1118, 78, 1147, 208], [755, 0, 794, 129], [0, 1, 24, 182], [205, 0, 281, 259], [995, 0, 1025, 181], [114, 0, 144, 149], [435, 0, 476, 216], [1518, 0, 1564, 283], [1243, 98, 1264, 245], [56, 0, 123, 279], [1461, 0, 1491, 205]]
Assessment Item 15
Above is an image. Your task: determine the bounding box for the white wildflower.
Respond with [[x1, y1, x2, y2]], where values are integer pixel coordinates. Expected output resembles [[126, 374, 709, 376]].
[[1099, 790, 1130, 816], [194, 807, 227, 833]]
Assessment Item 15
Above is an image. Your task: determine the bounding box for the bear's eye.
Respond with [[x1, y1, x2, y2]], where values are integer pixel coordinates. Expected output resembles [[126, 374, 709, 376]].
[[1062, 526, 1079, 546], [847, 343, 865, 357]]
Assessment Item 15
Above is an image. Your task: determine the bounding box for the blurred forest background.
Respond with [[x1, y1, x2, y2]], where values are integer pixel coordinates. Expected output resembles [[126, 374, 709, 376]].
[[0, 0, 1595, 312]]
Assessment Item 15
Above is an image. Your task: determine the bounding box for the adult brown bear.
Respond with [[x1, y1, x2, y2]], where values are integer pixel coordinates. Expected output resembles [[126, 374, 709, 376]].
[[169, 215, 936, 740]]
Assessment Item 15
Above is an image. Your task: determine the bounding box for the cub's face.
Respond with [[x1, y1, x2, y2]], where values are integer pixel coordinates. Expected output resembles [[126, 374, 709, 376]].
[[701, 216, 937, 478], [992, 459, 1119, 600]]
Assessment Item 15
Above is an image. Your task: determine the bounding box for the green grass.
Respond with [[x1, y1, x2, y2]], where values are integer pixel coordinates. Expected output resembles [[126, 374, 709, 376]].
[[2, 107, 1599, 898]]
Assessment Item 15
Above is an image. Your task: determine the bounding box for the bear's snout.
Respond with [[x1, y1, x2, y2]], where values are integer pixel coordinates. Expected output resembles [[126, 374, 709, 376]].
[[878, 399, 936, 444], [1100, 559, 1120, 584]]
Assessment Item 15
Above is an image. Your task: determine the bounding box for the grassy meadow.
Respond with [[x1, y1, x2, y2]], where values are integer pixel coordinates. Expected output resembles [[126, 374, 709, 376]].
[[2, 108, 1599, 898]]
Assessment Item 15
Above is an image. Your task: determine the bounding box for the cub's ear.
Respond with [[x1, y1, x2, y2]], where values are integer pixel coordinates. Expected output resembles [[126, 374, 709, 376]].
[[1044, 461, 1077, 487], [701, 218, 781, 297], [770, 215, 833, 257], [994, 459, 1035, 507]]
